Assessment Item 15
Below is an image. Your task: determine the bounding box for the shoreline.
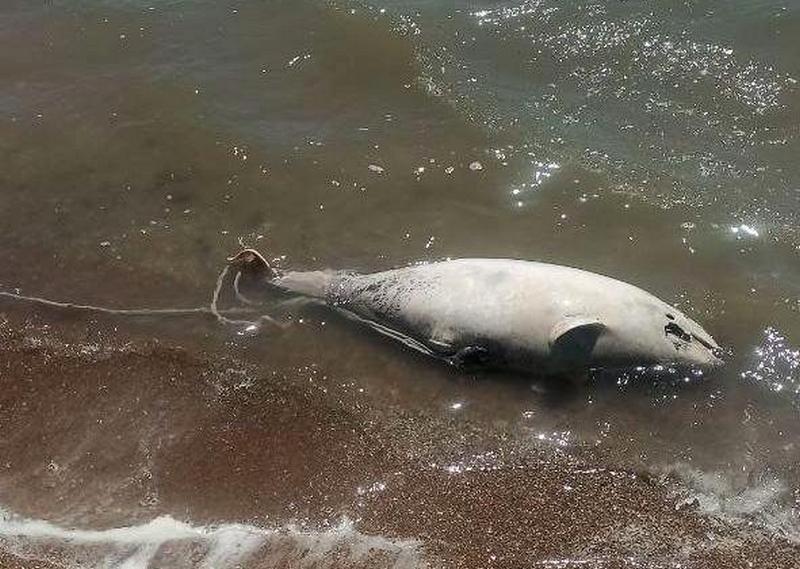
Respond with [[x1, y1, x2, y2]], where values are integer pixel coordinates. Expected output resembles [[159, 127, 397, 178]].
[[1, 305, 797, 568]]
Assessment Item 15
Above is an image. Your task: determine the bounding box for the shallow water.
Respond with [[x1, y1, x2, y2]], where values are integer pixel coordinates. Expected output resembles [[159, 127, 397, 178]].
[[1, 1, 799, 567]]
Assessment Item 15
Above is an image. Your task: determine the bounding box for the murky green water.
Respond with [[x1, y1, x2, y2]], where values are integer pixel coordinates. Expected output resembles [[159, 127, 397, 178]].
[[1, 1, 799, 567]]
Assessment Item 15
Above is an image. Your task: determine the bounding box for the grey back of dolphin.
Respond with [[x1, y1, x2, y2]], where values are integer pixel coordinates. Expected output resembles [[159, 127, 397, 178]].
[[238, 253, 722, 374]]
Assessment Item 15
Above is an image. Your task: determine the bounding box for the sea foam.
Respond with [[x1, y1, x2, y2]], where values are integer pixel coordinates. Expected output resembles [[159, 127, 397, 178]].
[[0, 508, 426, 569]]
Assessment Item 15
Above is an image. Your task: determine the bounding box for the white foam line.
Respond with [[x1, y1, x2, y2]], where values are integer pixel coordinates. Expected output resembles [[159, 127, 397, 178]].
[[0, 513, 205, 544], [0, 508, 427, 569]]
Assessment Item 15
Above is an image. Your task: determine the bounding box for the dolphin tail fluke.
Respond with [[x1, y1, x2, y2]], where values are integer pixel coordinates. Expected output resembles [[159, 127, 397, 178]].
[[227, 248, 337, 299], [227, 248, 277, 280]]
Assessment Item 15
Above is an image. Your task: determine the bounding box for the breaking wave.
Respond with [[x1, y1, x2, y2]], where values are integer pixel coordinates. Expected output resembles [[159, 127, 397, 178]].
[[665, 463, 800, 544], [0, 508, 427, 569]]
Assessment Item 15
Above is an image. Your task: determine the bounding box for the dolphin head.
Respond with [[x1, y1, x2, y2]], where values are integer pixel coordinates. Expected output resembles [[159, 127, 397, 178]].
[[661, 313, 725, 369], [586, 300, 724, 372]]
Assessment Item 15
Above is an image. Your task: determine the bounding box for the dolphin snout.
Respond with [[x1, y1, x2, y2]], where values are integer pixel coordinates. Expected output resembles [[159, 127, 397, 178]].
[[671, 343, 724, 371], [706, 349, 726, 369], [686, 331, 726, 369]]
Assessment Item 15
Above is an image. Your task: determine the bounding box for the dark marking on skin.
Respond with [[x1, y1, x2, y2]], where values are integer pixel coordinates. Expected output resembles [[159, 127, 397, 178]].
[[665, 322, 691, 342], [447, 346, 493, 369], [331, 271, 443, 323]]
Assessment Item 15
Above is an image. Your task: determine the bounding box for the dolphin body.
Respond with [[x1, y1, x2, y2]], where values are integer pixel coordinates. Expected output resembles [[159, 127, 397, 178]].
[[232, 251, 723, 375]]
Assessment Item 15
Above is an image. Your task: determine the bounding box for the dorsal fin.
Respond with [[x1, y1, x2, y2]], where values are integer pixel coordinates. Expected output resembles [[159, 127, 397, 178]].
[[549, 315, 606, 365], [549, 315, 605, 345]]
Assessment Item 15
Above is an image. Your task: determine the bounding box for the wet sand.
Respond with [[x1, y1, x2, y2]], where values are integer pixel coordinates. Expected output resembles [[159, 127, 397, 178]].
[[0, 552, 60, 569]]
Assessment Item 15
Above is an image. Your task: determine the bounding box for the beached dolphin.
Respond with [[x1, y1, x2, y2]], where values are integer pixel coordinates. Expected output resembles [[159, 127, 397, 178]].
[[230, 250, 723, 375]]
